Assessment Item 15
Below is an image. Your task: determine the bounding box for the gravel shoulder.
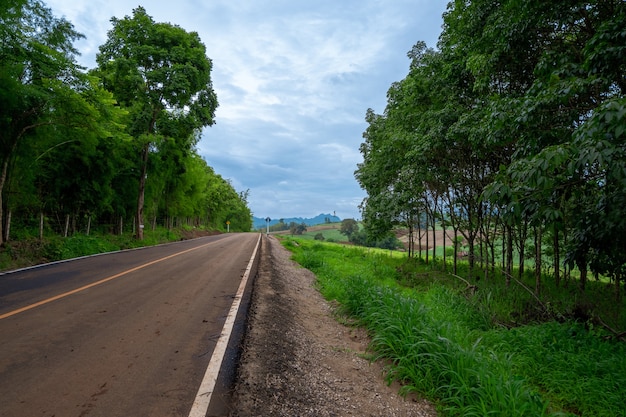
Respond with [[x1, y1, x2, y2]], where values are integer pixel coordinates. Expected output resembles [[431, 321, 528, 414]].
[[230, 235, 437, 416]]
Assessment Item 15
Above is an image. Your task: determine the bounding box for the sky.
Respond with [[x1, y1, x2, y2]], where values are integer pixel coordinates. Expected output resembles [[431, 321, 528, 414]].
[[45, 0, 449, 220]]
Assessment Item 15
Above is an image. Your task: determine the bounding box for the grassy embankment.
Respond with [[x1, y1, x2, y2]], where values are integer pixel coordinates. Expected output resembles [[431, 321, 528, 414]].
[[0, 226, 209, 272], [281, 235, 626, 417]]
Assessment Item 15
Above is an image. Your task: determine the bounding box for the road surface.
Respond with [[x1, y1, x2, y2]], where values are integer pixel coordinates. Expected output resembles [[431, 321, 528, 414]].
[[0, 233, 260, 417]]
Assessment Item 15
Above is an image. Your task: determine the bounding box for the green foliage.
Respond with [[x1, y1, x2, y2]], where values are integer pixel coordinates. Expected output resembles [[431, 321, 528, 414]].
[[292, 225, 345, 242], [285, 238, 626, 416], [350, 229, 402, 250], [41, 235, 119, 260], [491, 322, 626, 416], [96, 6, 218, 131], [289, 222, 307, 235], [0, 0, 93, 243], [339, 218, 359, 238], [356, 0, 626, 301], [0, 2, 252, 243], [94, 6, 219, 239], [0, 226, 188, 271]]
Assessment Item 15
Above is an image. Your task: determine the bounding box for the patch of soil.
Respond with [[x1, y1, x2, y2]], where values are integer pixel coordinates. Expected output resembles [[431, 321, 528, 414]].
[[231, 235, 437, 416], [395, 229, 460, 251]]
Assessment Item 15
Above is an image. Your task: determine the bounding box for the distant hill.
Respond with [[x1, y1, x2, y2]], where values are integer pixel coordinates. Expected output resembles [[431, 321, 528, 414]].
[[252, 213, 341, 230]]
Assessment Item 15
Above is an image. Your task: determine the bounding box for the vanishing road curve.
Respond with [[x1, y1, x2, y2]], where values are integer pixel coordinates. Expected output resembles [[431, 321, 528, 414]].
[[0, 233, 260, 417]]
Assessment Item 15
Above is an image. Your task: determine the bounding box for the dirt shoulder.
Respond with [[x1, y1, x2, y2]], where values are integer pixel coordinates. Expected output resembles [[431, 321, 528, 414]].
[[230, 235, 437, 416]]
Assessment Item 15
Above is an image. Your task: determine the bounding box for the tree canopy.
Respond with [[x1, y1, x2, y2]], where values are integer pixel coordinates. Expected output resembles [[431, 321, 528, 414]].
[[0, 1, 251, 243], [95, 6, 219, 239], [356, 0, 626, 296]]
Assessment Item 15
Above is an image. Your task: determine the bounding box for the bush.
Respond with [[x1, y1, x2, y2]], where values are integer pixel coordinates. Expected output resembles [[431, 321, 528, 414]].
[[350, 230, 402, 250]]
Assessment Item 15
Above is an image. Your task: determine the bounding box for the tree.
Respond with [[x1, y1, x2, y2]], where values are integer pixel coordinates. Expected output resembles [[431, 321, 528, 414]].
[[482, 0, 626, 292], [289, 222, 307, 236], [357, 0, 626, 299], [199, 165, 251, 232], [95, 6, 218, 239], [0, 0, 113, 243], [339, 218, 359, 239]]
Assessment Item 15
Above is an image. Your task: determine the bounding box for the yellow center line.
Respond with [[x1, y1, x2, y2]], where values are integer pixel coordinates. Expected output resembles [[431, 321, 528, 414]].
[[0, 240, 216, 321]]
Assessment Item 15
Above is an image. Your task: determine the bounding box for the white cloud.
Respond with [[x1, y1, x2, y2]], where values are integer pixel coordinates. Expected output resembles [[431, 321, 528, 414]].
[[45, 0, 448, 220]]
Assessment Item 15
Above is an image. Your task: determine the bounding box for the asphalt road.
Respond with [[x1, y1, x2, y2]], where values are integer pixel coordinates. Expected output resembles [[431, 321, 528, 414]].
[[0, 233, 260, 417]]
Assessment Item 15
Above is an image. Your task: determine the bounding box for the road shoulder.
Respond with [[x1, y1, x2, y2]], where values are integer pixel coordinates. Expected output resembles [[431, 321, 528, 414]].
[[231, 236, 436, 416]]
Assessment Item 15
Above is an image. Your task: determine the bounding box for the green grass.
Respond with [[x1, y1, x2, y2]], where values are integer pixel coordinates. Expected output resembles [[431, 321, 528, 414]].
[[0, 227, 184, 271], [285, 223, 348, 242], [282, 237, 626, 417], [299, 228, 346, 242]]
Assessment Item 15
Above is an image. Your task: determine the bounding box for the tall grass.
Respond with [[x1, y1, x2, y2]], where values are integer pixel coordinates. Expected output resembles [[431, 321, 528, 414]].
[[284, 237, 626, 416]]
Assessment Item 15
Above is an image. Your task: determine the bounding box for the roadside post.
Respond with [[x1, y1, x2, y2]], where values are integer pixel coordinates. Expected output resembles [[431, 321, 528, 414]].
[[265, 217, 271, 235], [226, 221, 230, 233]]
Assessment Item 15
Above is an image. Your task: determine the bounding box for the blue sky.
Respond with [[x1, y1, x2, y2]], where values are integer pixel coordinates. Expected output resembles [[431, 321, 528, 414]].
[[45, 0, 448, 220]]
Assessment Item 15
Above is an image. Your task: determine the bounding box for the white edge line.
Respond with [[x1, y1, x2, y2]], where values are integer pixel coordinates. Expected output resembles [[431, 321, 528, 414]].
[[187, 233, 261, 417]]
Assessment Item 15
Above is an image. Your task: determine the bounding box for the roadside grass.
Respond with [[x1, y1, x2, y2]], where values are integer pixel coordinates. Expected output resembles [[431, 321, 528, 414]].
[[282, 237, 626, 417], [0, 227, 185, 271]]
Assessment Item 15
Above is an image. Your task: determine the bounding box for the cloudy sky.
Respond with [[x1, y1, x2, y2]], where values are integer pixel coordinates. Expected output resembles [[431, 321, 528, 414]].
[[45, 0, 448, 220]]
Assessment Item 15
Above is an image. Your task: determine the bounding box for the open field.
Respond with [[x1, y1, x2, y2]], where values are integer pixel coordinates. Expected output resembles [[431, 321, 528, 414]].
[[284, 222, 460, 252]]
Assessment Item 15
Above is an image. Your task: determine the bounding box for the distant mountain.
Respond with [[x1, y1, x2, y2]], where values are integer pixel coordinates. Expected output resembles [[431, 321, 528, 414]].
[[252, 213, 341, 229]]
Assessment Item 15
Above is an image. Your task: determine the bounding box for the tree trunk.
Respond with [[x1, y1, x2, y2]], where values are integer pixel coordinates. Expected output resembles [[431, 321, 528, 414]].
[[468, 238, 475, 281], [553, 229, 560, 287], [87, 215, 91, 236], [5, 209, 11, 242], [431, 213, 436, 264], [64, 214, 70, 237], [417, 218, 423, 259], [453, 228, 458, 275], [479, 238, 484, 271], [0, 156, 10, 245], [425, 216, 429, 265], [441, 224, 448, 271], [506, 225, 513, 287], [488, 235, 495, 277], [136, 143, 149, 240], [40, 212, 44, 240], [518, 222, 527, 280], [408, 222, 414, 258], [534, 226, 542, 296], [502, 230, 506, 270]]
